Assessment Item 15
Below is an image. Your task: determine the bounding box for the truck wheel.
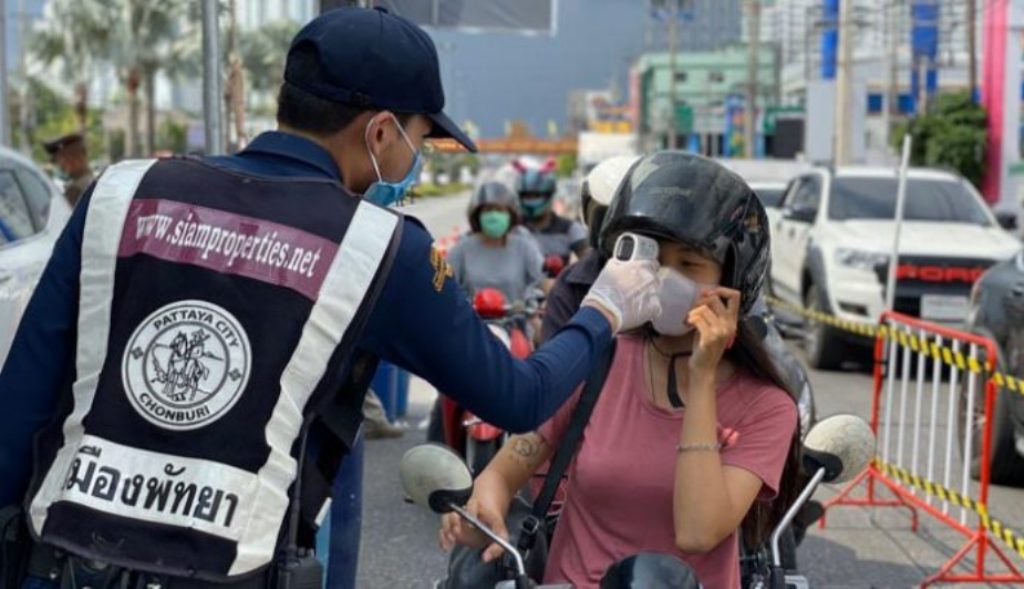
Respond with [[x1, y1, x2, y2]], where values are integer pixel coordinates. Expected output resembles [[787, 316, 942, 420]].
[[803, 284, 845, 370], [960, 351, 1024, 486]]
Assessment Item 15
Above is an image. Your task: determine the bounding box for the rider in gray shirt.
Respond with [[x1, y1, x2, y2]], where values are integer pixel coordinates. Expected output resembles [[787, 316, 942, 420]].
[[447, 182, 545, 302]]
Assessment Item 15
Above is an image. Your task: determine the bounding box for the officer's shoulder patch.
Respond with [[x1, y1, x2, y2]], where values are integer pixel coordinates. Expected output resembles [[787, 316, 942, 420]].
[[429, 246, 454, 293]]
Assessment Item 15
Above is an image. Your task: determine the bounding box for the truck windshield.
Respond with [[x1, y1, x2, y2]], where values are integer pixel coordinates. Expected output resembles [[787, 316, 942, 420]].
[[828, 177, 991, 225]]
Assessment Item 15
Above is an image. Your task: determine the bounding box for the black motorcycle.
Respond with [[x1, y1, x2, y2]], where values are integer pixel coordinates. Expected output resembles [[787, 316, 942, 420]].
[[399, 414, 874, 589]]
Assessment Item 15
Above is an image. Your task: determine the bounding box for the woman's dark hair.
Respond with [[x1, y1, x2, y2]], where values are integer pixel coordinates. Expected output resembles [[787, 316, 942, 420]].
[[639, 316, 801, 547], [729, 318, 804, 548], [276, 81, 413, 137], [468, 182, 521, 233]]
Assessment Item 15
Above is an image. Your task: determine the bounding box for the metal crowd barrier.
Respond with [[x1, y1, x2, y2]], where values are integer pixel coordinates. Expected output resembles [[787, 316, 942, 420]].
[[821, 311, 1024, 586]]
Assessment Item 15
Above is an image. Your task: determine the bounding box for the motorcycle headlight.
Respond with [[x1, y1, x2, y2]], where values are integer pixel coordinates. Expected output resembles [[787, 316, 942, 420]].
[[835, 248, 889, 271]]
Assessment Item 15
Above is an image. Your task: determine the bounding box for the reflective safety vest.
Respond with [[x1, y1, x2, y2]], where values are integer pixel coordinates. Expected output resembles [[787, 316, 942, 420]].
[[25, 158, 401, 582]]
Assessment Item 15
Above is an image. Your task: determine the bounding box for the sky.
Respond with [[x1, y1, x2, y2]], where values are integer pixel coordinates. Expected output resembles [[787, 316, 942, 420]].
[[13, 0, 656, 138], [425, 0, 651, 137]]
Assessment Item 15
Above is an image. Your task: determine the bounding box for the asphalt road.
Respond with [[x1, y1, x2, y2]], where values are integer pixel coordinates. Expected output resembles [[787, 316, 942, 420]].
[[355, 193, 1024, 588]]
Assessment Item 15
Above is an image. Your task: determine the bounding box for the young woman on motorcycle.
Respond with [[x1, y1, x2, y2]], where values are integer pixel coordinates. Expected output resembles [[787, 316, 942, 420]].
[[446, 181, 546, 302], [438, 153, 801, 589]]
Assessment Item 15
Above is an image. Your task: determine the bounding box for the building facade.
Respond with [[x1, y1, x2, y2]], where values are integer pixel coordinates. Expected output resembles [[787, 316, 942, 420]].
[[633, 45, 777, 156], [760, 0, 981, 159], [237, 0, 316, 32]]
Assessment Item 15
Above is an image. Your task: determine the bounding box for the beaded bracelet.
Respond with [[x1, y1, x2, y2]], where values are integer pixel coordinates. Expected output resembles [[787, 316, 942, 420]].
[[676, 442, 723, 453]]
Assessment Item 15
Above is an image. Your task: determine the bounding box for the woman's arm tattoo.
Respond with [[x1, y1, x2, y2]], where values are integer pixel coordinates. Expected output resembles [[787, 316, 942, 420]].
[[512, 434, 540, 459]]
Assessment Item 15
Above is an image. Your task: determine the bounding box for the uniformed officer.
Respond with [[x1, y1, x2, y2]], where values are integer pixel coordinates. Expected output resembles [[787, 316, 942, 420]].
[[0, 7, 660, 589], [42, 132, 94, 207]]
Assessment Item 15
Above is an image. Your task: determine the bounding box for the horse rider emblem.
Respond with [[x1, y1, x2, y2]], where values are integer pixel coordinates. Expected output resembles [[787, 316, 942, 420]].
[[122, 300, 251, 431]]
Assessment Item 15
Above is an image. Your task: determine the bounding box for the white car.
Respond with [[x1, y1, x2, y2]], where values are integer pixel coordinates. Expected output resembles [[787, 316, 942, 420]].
[[770, 165, 1021, 369], [0, 146, 72, 363], [749, 180, 788, 229]]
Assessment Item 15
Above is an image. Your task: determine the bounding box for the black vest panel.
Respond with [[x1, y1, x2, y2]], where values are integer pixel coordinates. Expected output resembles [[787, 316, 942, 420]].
[[26, 158, 400, 581]]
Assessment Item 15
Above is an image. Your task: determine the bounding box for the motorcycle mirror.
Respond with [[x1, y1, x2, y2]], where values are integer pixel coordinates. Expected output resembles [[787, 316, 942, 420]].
[[400, 444, 473, 514], [802, 414, 875, 484]]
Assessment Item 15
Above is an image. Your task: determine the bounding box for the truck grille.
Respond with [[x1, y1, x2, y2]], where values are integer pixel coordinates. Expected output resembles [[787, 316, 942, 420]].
[[874, 256, 996, 317]]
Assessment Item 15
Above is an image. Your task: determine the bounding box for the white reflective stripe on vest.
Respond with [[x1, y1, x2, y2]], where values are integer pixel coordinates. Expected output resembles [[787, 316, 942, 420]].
[[232, 202, 398, 575], [28, 159, 400, 576], [30, 159, 159, 533]]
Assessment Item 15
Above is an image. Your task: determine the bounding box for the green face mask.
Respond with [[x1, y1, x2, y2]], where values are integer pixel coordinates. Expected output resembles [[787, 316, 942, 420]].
[[479, 210, 512, 238]]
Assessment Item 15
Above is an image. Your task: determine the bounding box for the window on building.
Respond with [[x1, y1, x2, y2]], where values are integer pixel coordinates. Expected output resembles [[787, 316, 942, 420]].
[[867, 93, 883, 114], [708, 71, 724, 83], [674, 71, 688, 83]]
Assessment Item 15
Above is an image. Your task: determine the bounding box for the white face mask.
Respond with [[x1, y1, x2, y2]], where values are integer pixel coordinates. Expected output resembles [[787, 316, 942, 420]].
[[651, 267, 702, 336]]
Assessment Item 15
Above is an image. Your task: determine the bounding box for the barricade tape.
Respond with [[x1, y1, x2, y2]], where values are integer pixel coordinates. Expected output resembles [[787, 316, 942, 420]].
[[873, 458, 1024, 561], [766, 296, 1023, 396]]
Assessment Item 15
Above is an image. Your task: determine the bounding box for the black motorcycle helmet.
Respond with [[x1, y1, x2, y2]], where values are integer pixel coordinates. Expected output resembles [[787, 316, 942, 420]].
[[599, 151, 770, 316], [599, 553, 701, 589], [468, 181, 520, 233]]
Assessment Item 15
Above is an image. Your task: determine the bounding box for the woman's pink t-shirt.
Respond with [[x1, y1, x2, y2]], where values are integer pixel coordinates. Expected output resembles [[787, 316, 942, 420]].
[[537, 334, 797, 589]]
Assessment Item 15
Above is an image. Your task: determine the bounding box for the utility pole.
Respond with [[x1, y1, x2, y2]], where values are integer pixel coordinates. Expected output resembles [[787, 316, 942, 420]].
[[667, 0, 679, 149], [0, 0, 9, 147], [882, 0, 898, 152], [202, 0, 224, 155], [916, 56, 928, 115], [17, 0, 30, 151], [967, 0, 977, 99], [833, 0, 854, 164], [744, 0, 760, 159]]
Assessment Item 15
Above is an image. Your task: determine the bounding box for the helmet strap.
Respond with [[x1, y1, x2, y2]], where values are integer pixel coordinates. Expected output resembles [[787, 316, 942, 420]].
[[649, 336, 691, 409]]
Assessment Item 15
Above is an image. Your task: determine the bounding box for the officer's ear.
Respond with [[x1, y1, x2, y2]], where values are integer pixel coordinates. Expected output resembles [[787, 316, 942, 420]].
[[364, 110, 400, 157]]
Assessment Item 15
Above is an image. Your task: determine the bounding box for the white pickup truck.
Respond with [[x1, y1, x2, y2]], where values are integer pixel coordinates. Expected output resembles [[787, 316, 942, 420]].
[[769, 165, 1021, 369]]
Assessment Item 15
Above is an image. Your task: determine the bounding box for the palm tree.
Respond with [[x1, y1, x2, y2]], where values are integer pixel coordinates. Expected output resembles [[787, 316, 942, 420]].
[[103, 0, 203, 157], [120, 0, 186, 156], [239, 20, 302, 109], [31, 0, 113, 132]]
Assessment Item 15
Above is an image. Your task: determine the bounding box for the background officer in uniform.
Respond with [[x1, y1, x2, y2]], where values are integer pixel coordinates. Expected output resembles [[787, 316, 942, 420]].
[[0, 8, 659, 587], [42, 132, 94, 207]]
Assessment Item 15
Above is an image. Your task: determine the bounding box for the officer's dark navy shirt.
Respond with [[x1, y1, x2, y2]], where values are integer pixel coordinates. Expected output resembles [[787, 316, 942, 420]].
[[540, 250, 604, 343], [0, 131, 612, 506]]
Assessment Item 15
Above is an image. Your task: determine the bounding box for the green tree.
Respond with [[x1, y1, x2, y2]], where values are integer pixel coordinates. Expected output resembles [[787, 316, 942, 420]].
[[892, 91, 988, 188], [33, 0, 200, 158], [239, 20, 302, 104], [556, 154, 578, 178], [109, 0, 197, 157], [18, 77, 105, 163], [31, 0, 112, 132]]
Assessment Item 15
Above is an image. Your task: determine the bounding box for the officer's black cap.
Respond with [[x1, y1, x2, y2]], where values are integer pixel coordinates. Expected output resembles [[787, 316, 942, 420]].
[[285, 7, 477, 152], [43, 132, 85, 157]]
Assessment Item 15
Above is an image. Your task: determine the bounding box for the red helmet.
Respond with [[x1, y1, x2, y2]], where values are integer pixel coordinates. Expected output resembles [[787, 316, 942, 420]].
[[472, 288, 507, 319]]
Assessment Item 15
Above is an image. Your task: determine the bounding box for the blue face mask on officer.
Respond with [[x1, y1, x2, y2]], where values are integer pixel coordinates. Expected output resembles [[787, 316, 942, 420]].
[[364, 114, 423, 207]]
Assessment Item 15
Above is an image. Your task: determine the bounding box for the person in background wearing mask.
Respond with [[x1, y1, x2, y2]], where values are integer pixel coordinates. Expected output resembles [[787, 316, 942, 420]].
[[42, 133, 94, 207], [540, 155, 638, 342], [439, 153, 801, 589], [512, 157, 589, 274], [0, 8, 661, 589], [446, 181, 545, 302]]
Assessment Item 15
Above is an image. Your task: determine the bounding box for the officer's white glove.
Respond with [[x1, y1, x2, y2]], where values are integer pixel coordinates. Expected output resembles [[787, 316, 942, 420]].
[[582, 258, 662, 333]]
